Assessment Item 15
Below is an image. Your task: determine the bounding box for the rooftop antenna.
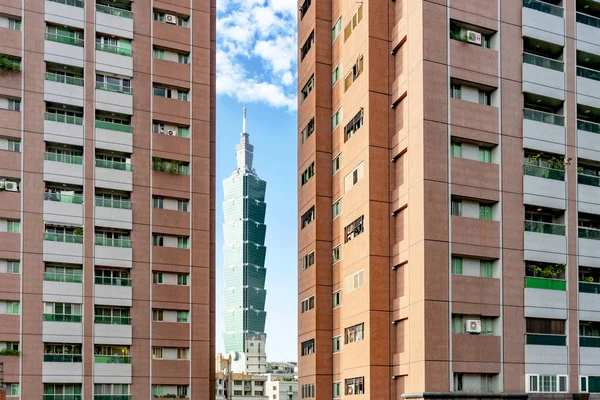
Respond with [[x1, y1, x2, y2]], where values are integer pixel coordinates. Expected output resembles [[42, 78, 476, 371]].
[[242, 107, 247, 133]]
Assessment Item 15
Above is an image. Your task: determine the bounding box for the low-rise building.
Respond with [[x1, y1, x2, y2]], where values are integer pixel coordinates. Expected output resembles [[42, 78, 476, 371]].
[[265, 377, 297, 400]]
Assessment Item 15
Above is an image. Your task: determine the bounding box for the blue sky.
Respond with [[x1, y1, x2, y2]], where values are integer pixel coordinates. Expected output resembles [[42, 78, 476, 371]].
[[215, 0, 298, 362]]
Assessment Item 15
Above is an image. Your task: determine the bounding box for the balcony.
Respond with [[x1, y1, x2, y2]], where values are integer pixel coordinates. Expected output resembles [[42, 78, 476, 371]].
[[44, 112, 84, 147], [42, 353, 83, 383], [44, 152, 84, 186], [95, 82, 133, 115], [523, 165, 566, 209], [525, 278, 567, 319], [94, 283, 132, 307], [524, 221, 567, 264], [45, 0, 84, 29], [577, 12, 600, 54], [523, 53, 565, 100], [577, 66, 600, 109], [94, 356, 132, 384], [94, 159, 132, 192], [526, 333, 566, 346], [523, 109, 566, 154], [43, 232, 83, 264], [95, 43, 133, 76], [95, 3, 133, 39], [579, 173, 600, 214], [43, 314, 83, 343], [579, 227, 600, 263], [522, 0, 565, 46], [95, 197, 132, 230], [95, 120, 133, 153], [44, 72, 84, 107], [44, 192, 83, 226], [94, 237, 132, 268], [580, 282, 600, 322], [44, 33, 84, 68], [94, 396, 131, 400], [525, 277, 566, 291], [94, 322, 132, 345], [43, 278, 83, 304], [43, 396, 82, 400], [43, 353, 82, 362]]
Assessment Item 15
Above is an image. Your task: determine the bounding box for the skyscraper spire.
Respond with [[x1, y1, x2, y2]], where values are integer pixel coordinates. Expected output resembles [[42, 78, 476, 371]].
[[242, 106, 247, 133], [236, 106, 254, 172]]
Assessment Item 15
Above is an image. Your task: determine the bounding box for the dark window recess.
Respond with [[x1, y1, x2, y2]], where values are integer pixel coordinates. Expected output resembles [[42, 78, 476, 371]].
[[300, 31, 314, 61], [344, 215, 364, 243], [299, 0, 311, 20], [526, 318, 565, 335], [344, 110, 364, 142], [301, 339, 314, 356], [301, 75, 315, 102], [301, 206, 315, 229], [301, 118, 315, 143], [301, 162, 315, 186]]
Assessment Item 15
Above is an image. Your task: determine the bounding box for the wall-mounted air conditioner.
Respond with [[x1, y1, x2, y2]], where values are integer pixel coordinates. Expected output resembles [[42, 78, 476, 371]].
[[467, 30, 482, 45], [465, 319, 482, 334]]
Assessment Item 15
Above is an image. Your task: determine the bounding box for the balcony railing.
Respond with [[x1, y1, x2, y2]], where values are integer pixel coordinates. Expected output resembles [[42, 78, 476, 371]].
[[95, 120, 132, 133], [578, 173, 600, 187], [94, 396, 131, 400], [579, 227, 600, 240], [94, 315, 131, 325], [44, 192, 83, 204], [94, 354, 131, 363], [43, 353, 82, 362], [43, 313, 82, 323], [523, 0, 563, 17], [44, 272, 83, 283], [95, 81, 132, 94], [526, 333, 566, 346], [525, 220, 566, 236], [95, 198, 132, 210], [47, 0, 84, 7], [577, 12, 600, 29], [523, 52, 564, 72], [43, 396, 82, 400], [45, 152, 83, 165], [45, 32, 84, 47], [95, 236, 132, 248], [580, 281, 600, 294], [577, 66, 600, 82], [95, 276, 131, 286], [525, 277, 566, 291], [96, 3, 133, 19], [524, 164, 565, 181], [45, 112, 83, 126], [578, 119, 600, 134], [95, 159, 132, 172], [44, 232, 83, 244], [580, 336, 600, 347], [524, 108, 565, 126], [95, 43, 132, 57], [46, 72, 84, 86]]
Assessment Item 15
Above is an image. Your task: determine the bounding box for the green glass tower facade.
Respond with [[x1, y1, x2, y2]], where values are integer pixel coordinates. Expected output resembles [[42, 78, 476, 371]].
[[222, 114, 267, 354]]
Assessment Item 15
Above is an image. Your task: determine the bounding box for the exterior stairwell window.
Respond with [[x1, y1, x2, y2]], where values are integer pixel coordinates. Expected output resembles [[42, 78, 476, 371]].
[[344, 215, 364, 242]]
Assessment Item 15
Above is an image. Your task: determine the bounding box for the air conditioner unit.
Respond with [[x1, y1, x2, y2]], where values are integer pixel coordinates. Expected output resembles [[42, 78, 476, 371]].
[[5, 181, 18, 192], [465, 319, 482, 334], [165, 14, 177, 24], [168, 130, 175, 136], [467, 30, 482, 45]]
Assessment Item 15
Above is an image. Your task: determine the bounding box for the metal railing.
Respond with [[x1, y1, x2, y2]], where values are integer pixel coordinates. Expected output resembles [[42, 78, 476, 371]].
[[96, 3, 132, 19], [525, 277, 566, 291], [43, 353, 83, 362], [578, 119, 600, 134], [95, 236, 132, 248], [578, 173, 600, 187], [95, 120, 132, 133], [524, 164, 565, 181], [45, 152, 83, 165], [44, 232, 83, 244], [579, 227, 600, 240], [94, 396, 131, 400], [94, 355, 131, 363], [95, 42, 132, 57], [523, 0, 564, 17], [524, 108, 565, 126], [577, 65, 600, 82], [45, 112, 83, 125], [95, 197, 132, 209], [47, 0, 84, 7], [44, 272, 83, 283], [580, 336, 600, 347], [523, 52, 564, 72], [577, 12, 600, 29], [45, 72, 84, 86], [43, 313, 82, 322], [43, 396, 83, 400], [45, 32, 84, 47], [44, 191, 83, 204], [524, 220, 566, 236], [525, 333, 566, 346], [95, 159, 132, 171], [94, 315, 131, 325], [95, 81, 132, 94], [580, 281, 600, 294], [95, 276, 131, 286]]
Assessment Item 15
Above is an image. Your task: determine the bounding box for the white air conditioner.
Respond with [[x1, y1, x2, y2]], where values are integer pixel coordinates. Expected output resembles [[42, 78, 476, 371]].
[[465, 319, 482, 334], [467, 30, 482, 45], [165, 14, 177, 24], [5, 181, 18, 192], [168, 130, 175, 136]]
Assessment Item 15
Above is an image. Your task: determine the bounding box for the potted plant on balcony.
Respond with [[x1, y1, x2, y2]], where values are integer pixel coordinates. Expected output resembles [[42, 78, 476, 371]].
[[0, 54, 21, 72], [73, 227, 83, 236]]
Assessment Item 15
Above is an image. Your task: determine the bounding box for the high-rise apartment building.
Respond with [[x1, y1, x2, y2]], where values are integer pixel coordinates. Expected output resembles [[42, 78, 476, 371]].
[[223, 110, 268, 360], [298, 0, 600, 398], [0, 0, 215, 398]]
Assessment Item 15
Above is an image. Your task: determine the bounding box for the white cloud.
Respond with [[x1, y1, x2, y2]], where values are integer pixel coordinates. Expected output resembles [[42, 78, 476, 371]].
[[216, 0, 298, 111]]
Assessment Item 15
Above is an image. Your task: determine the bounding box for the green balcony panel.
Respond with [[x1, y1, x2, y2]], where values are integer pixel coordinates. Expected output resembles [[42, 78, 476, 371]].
[[44, 192, 83, 204], [580, 281, 600, 294], [44, 272, 83, 283], [524, 220, 566, 236], [526, 277, 566, 291], [578, 66, 600, 82], [45, 32, 84, 47], [95, 81, 132, 94], [524, 108, 565, 126], [95, 43, 132, 57], [45, 72, 84, 86], [44, 233, 84, 244], [96, 3, 132, 18], [45, 152, 83, 165], [526, 333, 566, 346], [94, 355, 131, 363], [523, 0, 564, 17], [43, 314, 82, 323], [48, 0, 84, 7], [43, 396, 83, 400], [524, 164, 565, 181], [95, 198, 132, 209], [95, 276, 131, 286], [580, 227, 600, 240], [523, 53, 564, 72], [43, 354, 82, 362], [581, 336, 600, 347], [578, 120, 600, 134], [577, 12, 600, 29], [45, 112, 83, 125], [94, 315, 131, 325], [95, 120, 132, 133], [95, 159, 132, 171], [94, 237, 132, 248], [579, 173, 600, 187], [94, 396, 131, 400]]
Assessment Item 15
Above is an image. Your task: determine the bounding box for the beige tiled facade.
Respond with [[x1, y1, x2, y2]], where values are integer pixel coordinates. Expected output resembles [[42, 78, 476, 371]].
[[0, 0, 216, 398], [298, 0, 600, 398]]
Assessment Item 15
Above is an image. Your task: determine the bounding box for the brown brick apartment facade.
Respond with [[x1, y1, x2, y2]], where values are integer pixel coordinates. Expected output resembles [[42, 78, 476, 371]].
[[0, 0, 216, 398], [298, 0, 600, 398]]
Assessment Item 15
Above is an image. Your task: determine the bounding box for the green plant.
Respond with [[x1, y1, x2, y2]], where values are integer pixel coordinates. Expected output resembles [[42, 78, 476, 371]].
[[152, 157, 166, 172], [527, 263, 565, 279], [168, 160, 181, 174], [0, 349, 21, 356], [578, 167, 584, 174], [584, 276, 595, 283], [73, 227, 83, 236], [0, 54, 21, 72]]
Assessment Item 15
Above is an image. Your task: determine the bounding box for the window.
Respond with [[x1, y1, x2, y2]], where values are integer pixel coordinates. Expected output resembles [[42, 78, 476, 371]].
[[301, 206, 315, 229], [301, 118, 314, 143], [301, 31, 314, 60], [451, 200, 462, 216], [451, 257, 463, 275], [344, 4, 363, 41], [526, 318, 565, 335], [7, 99, 20, 112], [451, 84, 461, 99], [177, 311, 189, 322], [526, 374, 568, 393], [301, 384, 315, 399], [5, 301, 19, 315], [153, 272, 164, 284], [5, 342, 19, 351], [332, 199, 342, 220], [177, 274, 188, 285], [453, 315, 494, 335], [8, 18, 21, 31], [96, 74, 131, 92], [177, 237, 188, 249], [332, 17, 342, 42], [344, 56, 364, 91], [177, 348, 188, 359], [301, 296, 315, 313], [301, 251, 315, 271], [301, 339, 314, 356], [479, 204, 493, 220], [345, 377, 364, 395], [44, 302, 81, 320], [332, 107, 343, 130], [301, 162, 315, 186], [153, 48, 164, 59], [333, 336, 342, 353], [345, 270, 364, 292], [177, 200, 189, 212], [344, 215, 364, 243], [344, 110, 364, 142], [451, 141, 462, 158], [299, 0, 311, 20], [332, 63, 341, 86], [6, 220, 20, 233], [7, 140, 20, 152], [153, 235, 164, 247], [479, 90, 491, 106], [333, 382, 342, 398], [153, 86, 189, 101], [344, 162, 364, 192], [480, 260, 493, 278], [332, 153, 342, 175], [152, 309, 164, 321], [152, 347, 163, 359], [479, 147, 492, 163], [333, 290, 342, 308], [332, 244, 342, 264], [6, 260, 19, 274], [301, 75, 315, 102], [345, 323, 364, 344], [8, 383, 19, 396]]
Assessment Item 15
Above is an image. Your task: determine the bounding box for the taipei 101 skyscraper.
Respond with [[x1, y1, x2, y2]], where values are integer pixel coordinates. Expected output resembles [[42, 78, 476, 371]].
[[222, 108, 268, 361]]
